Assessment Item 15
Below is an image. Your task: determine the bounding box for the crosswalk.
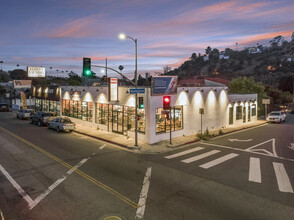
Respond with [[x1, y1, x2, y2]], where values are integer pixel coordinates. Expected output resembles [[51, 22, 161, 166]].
[[164, 146, 294, 194]]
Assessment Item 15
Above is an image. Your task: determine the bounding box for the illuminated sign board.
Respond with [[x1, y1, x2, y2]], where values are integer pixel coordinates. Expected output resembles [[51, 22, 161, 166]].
[[13, 80, 32, 89], [151, 76, 178, 95], [27, 67, 46, 77], [108, 78, 118, 101]]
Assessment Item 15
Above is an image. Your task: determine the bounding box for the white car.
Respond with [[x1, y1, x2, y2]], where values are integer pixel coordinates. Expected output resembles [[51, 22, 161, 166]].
[[47, 117, 76, 132], [266, 111, 286, 123], [16, 109, 34, 119]]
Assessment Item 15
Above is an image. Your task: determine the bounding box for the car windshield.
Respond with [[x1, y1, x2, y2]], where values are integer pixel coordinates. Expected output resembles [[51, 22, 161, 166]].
[[61, 118, 71, 123], [270, 112, 280, 116]]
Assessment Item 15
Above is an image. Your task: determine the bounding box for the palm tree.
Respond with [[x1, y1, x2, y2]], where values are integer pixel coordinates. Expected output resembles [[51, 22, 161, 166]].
[[16, 64, 20, 69]]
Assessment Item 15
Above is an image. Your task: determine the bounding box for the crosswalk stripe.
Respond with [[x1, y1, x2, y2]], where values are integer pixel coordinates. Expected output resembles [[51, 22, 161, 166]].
[[249, 157, 261, 183], [181, 150, 220, 164], [273, 162, 293, 193], [164, 147, 204, 159], [199, 153, 239, 169]]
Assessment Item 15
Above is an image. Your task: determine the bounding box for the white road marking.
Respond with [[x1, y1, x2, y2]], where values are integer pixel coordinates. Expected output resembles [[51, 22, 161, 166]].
[[200, 142, 294, 162], [245, 139, 277, 157], [164, 147, 204, 159], [273, 162, 293, 193], [199, 153, 239, 169], [0, 164, 34, 207], [29, 155, 93, 210], [99, 144, 106, 150], [135, 167, 152, 220], [249, 157, 261, 183], [181, 150, 220, 164], [229, 139, 252, 142]]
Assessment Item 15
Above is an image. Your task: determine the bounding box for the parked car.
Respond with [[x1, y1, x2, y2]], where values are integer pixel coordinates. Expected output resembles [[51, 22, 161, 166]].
[[266, 111, 286, 123], [17, 109, 34, 119], [0, 103, 9, 112], [47, 117, 75, 132], [30, 111, 57, 126]]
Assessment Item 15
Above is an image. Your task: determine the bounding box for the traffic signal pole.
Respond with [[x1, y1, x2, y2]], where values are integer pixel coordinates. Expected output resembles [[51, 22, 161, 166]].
[[169, 107, 172, 145]]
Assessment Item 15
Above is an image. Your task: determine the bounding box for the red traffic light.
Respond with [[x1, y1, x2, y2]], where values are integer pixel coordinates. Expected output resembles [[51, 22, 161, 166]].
[[163, 96, 171, 110]]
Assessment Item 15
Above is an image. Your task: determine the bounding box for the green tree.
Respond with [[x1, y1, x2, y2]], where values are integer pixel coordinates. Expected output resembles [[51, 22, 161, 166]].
[[0, 72, 10, 82], [190, 53, 197, 61], [228, 77, 268, 116], [9, 69, 28, 80], [270, 35, 284, 48], [68, 72, 83, 86]]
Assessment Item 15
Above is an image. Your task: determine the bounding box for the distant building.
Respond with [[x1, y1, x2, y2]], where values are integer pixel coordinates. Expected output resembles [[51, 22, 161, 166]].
[[248, 47, 261, 54]]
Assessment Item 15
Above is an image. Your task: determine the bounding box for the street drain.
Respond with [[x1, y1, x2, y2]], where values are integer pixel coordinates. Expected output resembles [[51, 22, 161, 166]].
[[103, 216, 121, 220]]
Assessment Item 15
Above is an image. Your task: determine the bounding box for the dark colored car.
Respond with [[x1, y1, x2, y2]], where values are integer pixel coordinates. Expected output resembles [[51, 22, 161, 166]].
[[0, 103, 9, 112], [30, 111, 57, 126]]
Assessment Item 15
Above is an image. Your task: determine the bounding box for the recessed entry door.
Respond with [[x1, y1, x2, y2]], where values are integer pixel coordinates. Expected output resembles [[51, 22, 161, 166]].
[[229, 107, 233, 125], [112, 110, 123, 134]]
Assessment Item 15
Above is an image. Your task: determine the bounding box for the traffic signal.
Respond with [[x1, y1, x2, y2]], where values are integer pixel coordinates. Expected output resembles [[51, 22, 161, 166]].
[[138, 97, 144, 109], [83, 57, 91, 77], [164, 112, 169, 120], [163, 96, 171, 110]]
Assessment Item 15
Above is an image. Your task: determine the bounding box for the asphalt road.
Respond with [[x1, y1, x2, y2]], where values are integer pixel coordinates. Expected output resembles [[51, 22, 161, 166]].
[[1, 111, 294, 219]]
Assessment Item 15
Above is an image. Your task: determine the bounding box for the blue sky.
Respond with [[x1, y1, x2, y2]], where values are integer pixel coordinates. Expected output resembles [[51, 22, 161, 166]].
[[0, 0, 294, 78]]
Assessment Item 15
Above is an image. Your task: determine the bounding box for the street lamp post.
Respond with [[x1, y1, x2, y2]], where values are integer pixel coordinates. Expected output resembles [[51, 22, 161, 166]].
[[119, 33, 139, 147]]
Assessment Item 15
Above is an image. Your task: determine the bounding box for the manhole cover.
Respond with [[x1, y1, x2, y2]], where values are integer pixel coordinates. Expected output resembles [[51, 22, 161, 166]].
[[103, 216, 121, 220]]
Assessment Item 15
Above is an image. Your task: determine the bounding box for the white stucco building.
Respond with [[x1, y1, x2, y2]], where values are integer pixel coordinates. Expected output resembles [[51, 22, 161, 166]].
[[54, 85, 258, 144]]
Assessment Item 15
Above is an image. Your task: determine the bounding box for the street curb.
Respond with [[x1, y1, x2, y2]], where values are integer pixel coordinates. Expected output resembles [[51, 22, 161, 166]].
[[74, 121, 267, 153], [165, 122, 268, 149], [73, 130, 130, 150]]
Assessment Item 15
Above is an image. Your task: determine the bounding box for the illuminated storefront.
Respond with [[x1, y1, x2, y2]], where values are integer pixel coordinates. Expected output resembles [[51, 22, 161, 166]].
[[60, 86, 258, 144], [33, 86, 60, 115]]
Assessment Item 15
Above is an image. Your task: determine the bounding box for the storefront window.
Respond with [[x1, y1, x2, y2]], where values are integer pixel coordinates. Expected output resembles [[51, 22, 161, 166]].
[[156, 106, 183, 134], [236, 106, 242, 120], [81, 102, 93, 122], [252, 104, 256, 116], [97, 103, 108, 125]]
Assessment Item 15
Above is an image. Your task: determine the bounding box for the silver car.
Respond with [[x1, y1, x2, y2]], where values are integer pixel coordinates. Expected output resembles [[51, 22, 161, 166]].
[[47, 117, 75, 132], [17, 109, 34, 119]]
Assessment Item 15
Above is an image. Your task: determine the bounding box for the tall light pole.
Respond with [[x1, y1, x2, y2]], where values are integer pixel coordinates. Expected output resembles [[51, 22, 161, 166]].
[[119, 33, 139, 147]]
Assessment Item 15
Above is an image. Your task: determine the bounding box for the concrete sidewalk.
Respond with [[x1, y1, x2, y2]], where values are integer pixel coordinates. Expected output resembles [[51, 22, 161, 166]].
[[74, 120, 267, 154]]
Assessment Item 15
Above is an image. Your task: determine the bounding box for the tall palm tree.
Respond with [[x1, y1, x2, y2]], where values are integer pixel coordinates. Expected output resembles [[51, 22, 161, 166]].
[[16, 64, 20, 69], [0, 61, 3, 72]]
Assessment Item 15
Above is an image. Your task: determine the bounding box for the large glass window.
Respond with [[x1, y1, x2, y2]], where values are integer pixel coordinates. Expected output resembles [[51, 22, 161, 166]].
[[252, 104, 256, 116], [96, 103, 145, 133], [156, 106, 183, 134], [97, 103, 108, 125], [81, 102, 93, 122], [236, 106, 242, 120]]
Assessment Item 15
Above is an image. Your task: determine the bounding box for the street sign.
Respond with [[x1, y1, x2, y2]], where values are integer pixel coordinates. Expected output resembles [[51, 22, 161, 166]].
[[130, 88, 145, 94], [199, 108, 204, 114], [262, 99, 270, 104], [161, 110, 169, 114]]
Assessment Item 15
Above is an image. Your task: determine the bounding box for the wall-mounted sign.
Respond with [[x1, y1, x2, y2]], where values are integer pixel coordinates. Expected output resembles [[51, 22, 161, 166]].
[[151, 76, 177, 95], [108, 78, 118, 101], [199, 108, 204, 114], [27, 67, 46, 77], [13, 80, 32, 89]]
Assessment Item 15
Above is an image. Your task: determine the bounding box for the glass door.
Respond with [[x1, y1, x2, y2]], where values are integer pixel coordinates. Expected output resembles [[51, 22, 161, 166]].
[[229, 107, 233, 125]]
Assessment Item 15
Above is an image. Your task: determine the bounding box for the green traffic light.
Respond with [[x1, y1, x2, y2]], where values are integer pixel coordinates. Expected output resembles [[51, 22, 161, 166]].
[[140, 104, 144, 108], [86, 70, 91, 75]]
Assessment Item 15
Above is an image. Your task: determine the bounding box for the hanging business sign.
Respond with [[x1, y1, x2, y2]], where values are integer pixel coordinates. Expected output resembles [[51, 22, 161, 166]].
[[27, 67, 46, 77], [151, 76, 178, 95], [108, 78, 118, 101], [20, 91, 27, 109], [13, 80, 32, 89]]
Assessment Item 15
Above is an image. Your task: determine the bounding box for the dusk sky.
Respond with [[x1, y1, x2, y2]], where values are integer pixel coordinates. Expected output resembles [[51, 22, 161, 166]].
[[1, 0, 294, 78]]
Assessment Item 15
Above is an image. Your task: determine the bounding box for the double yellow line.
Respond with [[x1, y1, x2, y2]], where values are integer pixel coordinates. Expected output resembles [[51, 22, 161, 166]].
[[0, 126, 139, 209]]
